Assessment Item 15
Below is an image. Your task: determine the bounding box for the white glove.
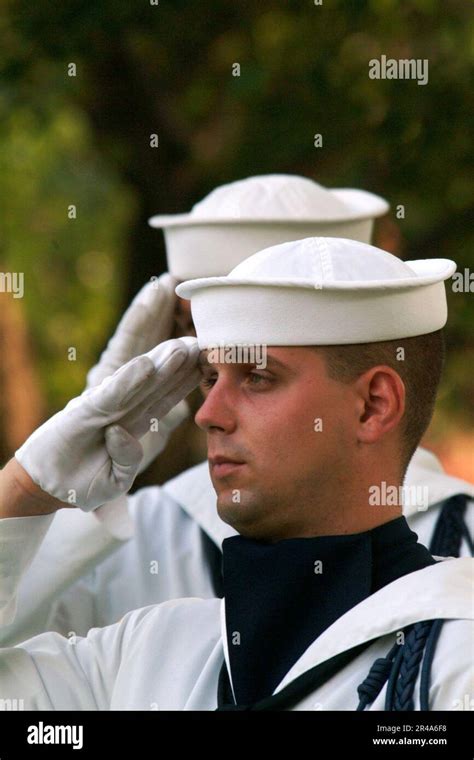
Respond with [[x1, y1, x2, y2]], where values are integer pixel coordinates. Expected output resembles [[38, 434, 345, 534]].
[[15, 339, 200, 512], [86, 274, 189, 473]]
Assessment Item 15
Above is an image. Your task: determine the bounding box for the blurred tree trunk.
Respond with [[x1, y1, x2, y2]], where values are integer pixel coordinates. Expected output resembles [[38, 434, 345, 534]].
[[0, 292, 45, 462]]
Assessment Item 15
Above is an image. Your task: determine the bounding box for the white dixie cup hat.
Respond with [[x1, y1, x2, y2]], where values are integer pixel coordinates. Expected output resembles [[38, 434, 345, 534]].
[[149, 174, 389, 279], [175, 237, 457, 347]]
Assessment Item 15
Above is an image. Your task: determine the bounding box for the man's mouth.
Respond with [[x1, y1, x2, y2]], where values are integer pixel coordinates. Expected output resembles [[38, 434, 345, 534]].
[[209, 455, 246, 479]]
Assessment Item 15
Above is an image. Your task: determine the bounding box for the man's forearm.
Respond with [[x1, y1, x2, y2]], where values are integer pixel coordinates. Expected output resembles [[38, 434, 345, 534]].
[[0, 458, 66, 518]]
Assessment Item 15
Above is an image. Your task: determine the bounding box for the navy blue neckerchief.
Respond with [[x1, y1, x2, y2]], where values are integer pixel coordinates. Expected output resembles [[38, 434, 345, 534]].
[[219, 516, 435, 708]]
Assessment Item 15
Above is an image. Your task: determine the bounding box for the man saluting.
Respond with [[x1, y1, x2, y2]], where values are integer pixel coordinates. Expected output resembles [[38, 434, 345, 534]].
[[0, 237, 471, 710]]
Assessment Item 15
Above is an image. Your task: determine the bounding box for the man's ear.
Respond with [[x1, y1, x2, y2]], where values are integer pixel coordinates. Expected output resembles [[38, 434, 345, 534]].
[[354, 366, 405, 445]]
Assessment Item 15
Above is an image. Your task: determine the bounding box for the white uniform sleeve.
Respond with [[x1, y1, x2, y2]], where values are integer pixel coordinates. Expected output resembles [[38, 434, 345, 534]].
[[0, 607, 147, 710], [43, 487, 218, 635], [0, 513, 54, 626], [0, 507, 127, 645], [0, 485, 218, 647]]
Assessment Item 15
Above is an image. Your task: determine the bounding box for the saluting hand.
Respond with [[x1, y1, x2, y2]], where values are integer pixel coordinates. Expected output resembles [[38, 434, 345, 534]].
[[14, 338, 200, 512]]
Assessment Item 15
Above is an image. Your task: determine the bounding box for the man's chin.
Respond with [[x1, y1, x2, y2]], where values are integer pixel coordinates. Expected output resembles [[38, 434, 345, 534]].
[[215, 490, 264, 534]]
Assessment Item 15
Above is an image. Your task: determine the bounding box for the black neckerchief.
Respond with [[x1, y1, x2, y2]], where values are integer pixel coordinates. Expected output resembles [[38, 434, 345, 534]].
[[222, 516, 435, 706]]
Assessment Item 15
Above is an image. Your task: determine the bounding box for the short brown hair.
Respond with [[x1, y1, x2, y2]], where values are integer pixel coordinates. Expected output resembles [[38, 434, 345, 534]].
[[316, 330, 445, 474]]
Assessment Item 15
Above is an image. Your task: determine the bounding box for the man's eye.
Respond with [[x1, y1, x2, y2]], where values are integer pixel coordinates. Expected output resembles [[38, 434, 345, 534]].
[[248, 372, 271, 386], [199, 371, 272, 389]]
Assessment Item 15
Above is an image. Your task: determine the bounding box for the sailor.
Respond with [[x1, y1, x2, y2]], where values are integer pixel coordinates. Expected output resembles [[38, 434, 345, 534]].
[[0, 176, 471, 648], [0, 237, 471, 711]]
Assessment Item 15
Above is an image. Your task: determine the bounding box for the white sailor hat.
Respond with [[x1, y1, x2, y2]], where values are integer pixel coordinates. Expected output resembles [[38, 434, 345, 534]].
[[149, 174, 389, 279], [176, 237, 456, 347]]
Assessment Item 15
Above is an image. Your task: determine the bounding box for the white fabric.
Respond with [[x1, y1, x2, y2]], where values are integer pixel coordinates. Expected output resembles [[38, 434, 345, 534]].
[[164, 220, 378, 279], [86, 274, 177, 387], [150, 175, 389, 226], [0, 553, 471, 710], [148, 175, 389, 278], [93, 402, 190, 539], [0, 513, 55, 627], [86, 273, 190, 477], [404, 447, 474, 517], [84, 275, 190, 532], [0, 448, 471, 648], [15, 339, 200, 511], [177, 237, 456, 345], [0, 486, 219, 639]]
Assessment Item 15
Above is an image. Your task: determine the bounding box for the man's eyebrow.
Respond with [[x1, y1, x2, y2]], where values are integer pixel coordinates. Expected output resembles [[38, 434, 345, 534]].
[[265, 355, 290, 371], [199, 349, 290, 372]]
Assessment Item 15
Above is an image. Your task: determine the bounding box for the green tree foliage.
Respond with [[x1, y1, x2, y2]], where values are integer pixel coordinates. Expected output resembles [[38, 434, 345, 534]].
[[0, 0, 472, 432]]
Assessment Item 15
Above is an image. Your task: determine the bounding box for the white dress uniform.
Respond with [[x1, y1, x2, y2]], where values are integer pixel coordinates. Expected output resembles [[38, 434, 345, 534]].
[[9, 176, 470, 647], [0, 514, 472, 711], [1, 218, 471, 710]]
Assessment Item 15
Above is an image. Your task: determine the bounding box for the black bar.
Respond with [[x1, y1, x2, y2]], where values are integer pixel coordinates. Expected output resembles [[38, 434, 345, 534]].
[[0, 711, 471, 758]]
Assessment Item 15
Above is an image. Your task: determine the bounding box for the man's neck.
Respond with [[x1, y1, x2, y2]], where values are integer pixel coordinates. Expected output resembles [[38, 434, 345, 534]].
[[265, 475, 405, 541]]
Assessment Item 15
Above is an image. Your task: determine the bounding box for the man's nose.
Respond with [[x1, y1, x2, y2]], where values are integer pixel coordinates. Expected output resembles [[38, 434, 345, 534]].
[[195, 380, 237, 433]]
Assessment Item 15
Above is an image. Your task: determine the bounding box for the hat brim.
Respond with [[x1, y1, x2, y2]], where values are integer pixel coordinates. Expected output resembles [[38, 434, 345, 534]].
[[149, 189, 389, 229], [176, 259, 457, 299]]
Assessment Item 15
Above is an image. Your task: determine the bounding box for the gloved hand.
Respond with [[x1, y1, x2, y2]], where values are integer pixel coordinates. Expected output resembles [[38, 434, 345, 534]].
[[15, 339, 200, 512], [86, 274, 189, 473]]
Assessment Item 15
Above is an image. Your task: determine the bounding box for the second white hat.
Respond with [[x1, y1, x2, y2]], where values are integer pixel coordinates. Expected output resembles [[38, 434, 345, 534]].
[[149, 174, 389, 279]]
